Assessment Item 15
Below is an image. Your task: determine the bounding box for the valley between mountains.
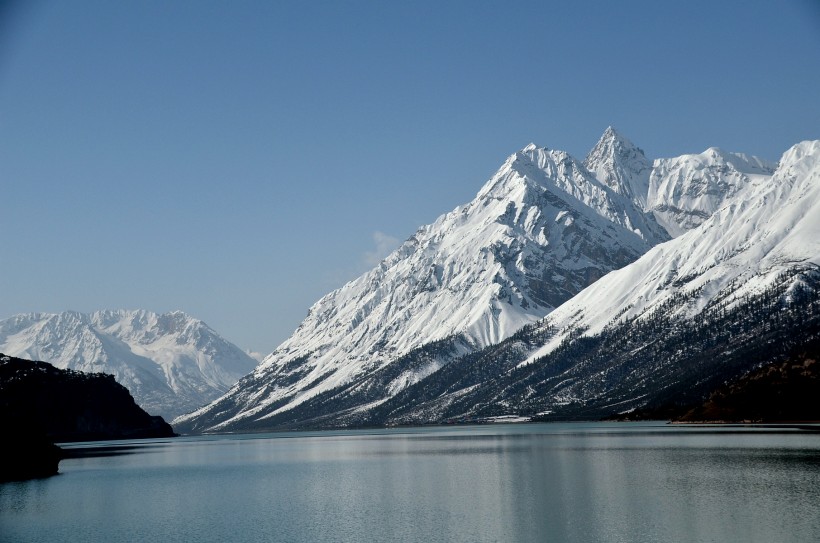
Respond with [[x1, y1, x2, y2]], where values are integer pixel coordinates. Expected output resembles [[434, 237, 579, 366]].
[[4, 128, 818, 431]]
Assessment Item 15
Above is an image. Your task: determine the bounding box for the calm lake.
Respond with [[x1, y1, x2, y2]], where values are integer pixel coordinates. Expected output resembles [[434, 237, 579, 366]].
[[2, 422, 819, 542]]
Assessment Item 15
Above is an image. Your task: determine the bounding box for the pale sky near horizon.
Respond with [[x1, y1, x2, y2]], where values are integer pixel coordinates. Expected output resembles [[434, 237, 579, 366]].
[[2, 0, 819, 354]]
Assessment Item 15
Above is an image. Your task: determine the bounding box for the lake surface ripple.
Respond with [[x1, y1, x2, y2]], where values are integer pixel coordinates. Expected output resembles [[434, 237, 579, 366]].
[[2, 422, 819, 542]]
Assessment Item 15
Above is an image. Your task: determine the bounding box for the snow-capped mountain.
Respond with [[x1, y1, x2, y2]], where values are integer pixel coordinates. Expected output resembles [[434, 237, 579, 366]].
[[584, 126, 653, 208], [175, 135, 669, 432], [0, 310, 258, 419], [358, 139, 820, 425], [176, 129, 807, 433], [531, 139, 819, 359], [584, 127, 776, 237], [646, 147, 776, 236]]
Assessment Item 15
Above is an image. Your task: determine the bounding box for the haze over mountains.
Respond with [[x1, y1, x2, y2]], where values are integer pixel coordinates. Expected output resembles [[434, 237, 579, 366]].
[[174, 128, 819, 433]]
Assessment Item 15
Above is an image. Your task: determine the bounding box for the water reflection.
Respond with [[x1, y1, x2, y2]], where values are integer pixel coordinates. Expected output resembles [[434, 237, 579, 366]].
[[1, 423, 819, 543]]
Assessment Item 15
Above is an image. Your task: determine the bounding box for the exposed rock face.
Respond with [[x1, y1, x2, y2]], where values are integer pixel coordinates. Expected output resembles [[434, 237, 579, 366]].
[[645, 148, 775, 237], [352, 140, 820, 426], [584, 126, 653, 208], [179, 131, 810, 434]]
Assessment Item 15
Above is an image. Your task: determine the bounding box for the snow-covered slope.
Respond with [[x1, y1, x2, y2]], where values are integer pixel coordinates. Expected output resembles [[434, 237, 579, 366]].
[[584, 126, 653, 208], [0, 310, 258, 419], [585, 127, 776, 237], [354, 139, 820, 425], [529, 139, 819, 360], [175, 135, 668, 432], [646, 147, 775, 236], [177, 131, 804, 433]]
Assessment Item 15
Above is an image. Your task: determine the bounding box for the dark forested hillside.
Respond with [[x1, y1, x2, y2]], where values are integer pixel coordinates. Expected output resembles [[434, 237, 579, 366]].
[[0, 354, 176, 442], [181, 266, 820, 433], [1, 354, 177, 480], [357, 266, 820, 425], [676, 340, 820, 423]]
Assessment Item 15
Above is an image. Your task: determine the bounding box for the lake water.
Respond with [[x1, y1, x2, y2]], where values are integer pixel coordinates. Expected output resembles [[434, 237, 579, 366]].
[[2, 422, 819, 543]]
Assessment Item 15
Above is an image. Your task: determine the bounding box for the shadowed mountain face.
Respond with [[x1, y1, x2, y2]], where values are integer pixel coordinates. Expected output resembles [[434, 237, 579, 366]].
[[1, 353, 177, 481], [676, 342, 820, 423]]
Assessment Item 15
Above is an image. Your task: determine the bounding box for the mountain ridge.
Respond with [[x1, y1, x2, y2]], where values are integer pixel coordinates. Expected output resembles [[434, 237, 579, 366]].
[[175, 132, 672, 432], [7, 129, 806, 433], [177, 132, 815, 433], [0, 309, 257, 419], [353, 139, 820, 425]]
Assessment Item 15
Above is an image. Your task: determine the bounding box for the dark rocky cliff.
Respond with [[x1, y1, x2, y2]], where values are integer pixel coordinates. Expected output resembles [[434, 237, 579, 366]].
[[1, 353, 175, 481]]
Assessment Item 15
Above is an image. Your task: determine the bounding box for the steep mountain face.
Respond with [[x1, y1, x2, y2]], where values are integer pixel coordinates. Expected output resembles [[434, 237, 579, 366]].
[[175, 139, 668, 433], [355, 140, 820, 424], [584, 127, 776, 237], [362, 265, 820, 425], [0, 310, 257, 419], [529, 140, 818, 356], [583, 127, 653, 208], [675, 342, 820, 423], [177, 130, 804, 433]]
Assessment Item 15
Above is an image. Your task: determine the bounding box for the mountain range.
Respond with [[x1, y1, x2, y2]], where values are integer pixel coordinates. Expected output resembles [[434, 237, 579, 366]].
[[5, 128, 816, 432], [174, 128, 818, 433], [352, 140, 820, 425], [0, 310, 257, 419]]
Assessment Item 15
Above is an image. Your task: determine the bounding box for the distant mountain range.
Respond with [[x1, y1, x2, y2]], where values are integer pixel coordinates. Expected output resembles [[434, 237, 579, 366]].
[[174, 129, 819, 433], [6, 129, 817, 432], [0, 310, 257, 419]]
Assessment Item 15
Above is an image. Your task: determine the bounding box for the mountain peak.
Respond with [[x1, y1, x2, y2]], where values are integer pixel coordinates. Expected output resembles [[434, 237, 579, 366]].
[[696, 147, 776, 175], [175, 135, 819, 433], [585, 127, 652, 208], [598, 126, 638, 149], [0, 309, 258, 419], [175, 136, 674, 432], [601, 125, 621, 140]]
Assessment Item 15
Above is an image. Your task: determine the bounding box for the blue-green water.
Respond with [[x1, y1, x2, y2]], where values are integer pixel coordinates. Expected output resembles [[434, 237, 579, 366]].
[[2, 422, 819, 542]]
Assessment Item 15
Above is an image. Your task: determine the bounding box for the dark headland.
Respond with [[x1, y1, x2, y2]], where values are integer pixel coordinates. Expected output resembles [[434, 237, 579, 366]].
[[0, 353, 175, 482]]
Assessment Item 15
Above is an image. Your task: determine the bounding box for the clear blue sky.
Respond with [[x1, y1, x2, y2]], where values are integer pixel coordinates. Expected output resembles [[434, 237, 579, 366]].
[[2, 0, 819, 354]]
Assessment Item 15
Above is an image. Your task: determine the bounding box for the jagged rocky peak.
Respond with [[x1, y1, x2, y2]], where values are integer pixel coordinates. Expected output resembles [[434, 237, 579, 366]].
[[584, 126, 652, 208], [352, 139, 820, 427], [582, 128, 777, 238], [176, 135, 818, 433], [480, 139, 667, 246], [175, 136, 671, 434], [532, 138, 820, 359]]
